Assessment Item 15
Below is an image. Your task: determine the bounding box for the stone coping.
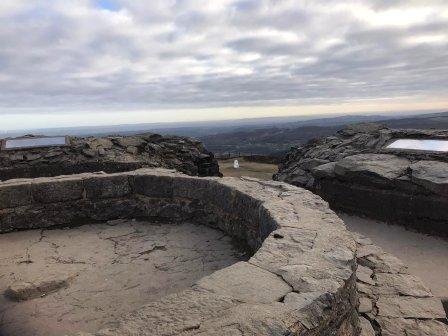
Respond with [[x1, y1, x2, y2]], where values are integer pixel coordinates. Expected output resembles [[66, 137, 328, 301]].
[[353, 233, 448, 336], [0, 169, 358, 335]]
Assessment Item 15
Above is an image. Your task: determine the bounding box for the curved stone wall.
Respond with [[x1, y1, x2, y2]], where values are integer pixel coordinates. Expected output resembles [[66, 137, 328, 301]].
[[0, 169, 358, 335]]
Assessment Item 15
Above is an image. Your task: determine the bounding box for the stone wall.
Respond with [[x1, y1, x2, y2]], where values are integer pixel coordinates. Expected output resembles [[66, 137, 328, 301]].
[[353, 232, 448, 336], [274, 124, 448, 235], [0, 169, 359, 335], [0, 134, 220, 181]]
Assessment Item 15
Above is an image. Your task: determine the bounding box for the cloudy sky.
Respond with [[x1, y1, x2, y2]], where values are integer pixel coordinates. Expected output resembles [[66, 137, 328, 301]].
[[1, 0, 447, 130]]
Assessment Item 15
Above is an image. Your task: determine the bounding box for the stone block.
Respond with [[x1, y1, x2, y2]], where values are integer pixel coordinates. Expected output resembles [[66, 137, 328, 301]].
[[377, 297, 446, 319], [132, 173, 173, 198], [0, 183, 33, 209], [84, 174, 132, 200], [411, 160, 448, 196], [374, 273, 432, 297], [31, 178, 84, 203], [196, 261, 291, 304], [376, 317, 448, 336]]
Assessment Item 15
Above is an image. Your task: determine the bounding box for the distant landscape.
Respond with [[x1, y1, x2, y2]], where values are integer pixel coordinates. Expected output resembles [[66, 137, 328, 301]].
[[2, 110, 448, 158]]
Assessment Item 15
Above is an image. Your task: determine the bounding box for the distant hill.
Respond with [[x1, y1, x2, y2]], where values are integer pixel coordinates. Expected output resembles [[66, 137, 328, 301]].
[[0, 112, 409, 139], [2, 110, 447, 158], [200, 111, 448, 156], [201, 125, 340, 156], [381, 112, 448, 129]]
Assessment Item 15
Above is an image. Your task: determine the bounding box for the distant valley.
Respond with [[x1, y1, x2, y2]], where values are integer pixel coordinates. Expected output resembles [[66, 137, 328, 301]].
[[2, 110, 448, 158]]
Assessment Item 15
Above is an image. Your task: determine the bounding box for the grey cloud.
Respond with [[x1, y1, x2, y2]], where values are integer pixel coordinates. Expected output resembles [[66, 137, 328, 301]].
[[0, 0, 447, 114]]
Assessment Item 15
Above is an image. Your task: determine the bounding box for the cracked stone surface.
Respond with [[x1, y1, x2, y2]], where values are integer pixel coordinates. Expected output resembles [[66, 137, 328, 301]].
[[353, 230, 448, 336], [0, 220, 246, 336]]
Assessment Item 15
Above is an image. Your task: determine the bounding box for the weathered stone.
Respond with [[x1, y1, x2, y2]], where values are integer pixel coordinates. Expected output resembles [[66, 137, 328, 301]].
[[31, 178, 85, 204], [5, 273, 76, 301], [376, 296, 446, 319], [357, 244, 383, 258], [196, 261, 292, 304], [376, 317, 448, 336], [410, 160, 448, 196], [334, 154, 409, 182], [312, 162, 336, 178], [84, 174, 132, 199], [0, 182, 33, 209], [26, 153, 42, 161], [283, 291, 322, 310], [359, 252, 408, 274], [126, 146, 139, 155], [356, 265, 375, 285], [374, 273, 432, 297], [115, 137, 145, 148], [359, 317, 375, 336], [351, 233, 372, 246], [359, 297, 372, 313]]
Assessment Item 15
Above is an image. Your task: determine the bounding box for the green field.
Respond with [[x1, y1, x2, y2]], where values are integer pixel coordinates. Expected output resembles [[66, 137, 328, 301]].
[[218, 158, 278, 180]]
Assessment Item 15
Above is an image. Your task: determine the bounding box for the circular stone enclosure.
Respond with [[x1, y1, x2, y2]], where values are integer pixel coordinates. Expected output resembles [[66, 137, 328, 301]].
[[0, 169, 358, 336]]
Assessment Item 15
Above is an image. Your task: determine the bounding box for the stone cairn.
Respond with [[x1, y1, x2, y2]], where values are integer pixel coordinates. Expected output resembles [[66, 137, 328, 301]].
[[0, 133, 221, 181]]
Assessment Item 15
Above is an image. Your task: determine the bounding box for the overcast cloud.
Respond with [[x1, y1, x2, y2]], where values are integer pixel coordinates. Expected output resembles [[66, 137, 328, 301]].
[[0, 0, 447, 124]]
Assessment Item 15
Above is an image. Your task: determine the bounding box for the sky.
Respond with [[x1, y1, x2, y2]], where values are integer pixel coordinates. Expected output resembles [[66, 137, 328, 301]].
[[0, 0, 447, 130]]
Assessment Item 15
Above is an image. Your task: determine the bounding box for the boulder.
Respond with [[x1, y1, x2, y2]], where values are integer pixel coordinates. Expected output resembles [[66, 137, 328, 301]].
[[410, 160, 448, 196], [334, 154, 410, 183]]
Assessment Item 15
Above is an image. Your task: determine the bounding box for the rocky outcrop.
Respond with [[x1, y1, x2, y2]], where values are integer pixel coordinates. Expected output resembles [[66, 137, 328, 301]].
[[274, 124, 448, 235], [0, 134, 220, 181]]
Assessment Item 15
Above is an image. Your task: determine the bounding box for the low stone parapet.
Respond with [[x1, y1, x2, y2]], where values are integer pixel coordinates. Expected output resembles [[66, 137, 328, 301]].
[[0, 169, 358, 335]]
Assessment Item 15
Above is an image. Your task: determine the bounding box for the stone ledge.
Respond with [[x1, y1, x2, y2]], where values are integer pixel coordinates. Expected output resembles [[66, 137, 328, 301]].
[[0, 169, 358, 336]]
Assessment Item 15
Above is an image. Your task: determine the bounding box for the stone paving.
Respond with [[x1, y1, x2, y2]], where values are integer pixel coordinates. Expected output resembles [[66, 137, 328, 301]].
[[354, 232, 448, 336], [0, 220, 246, 336]]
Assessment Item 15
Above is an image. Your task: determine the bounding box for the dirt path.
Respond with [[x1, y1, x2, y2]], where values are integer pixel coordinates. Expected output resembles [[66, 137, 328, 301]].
[[339, 213, 448, 300], [0, 220, 246, 336], [218, 158, 278, 180]]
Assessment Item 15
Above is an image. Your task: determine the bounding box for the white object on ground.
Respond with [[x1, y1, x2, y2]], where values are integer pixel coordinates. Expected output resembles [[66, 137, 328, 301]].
[[233, 159, 240, 169]]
